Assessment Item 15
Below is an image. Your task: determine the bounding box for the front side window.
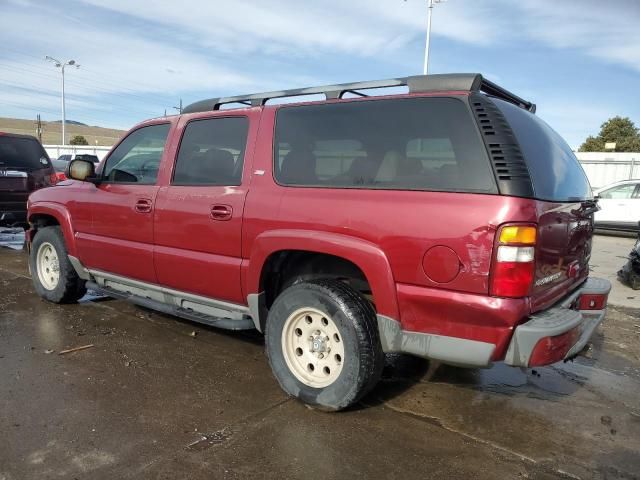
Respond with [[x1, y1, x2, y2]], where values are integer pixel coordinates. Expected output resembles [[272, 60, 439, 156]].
[[273, 97, 497, 193], [172, 117, 248, 186], [102, 123, 170, 184], [599, 184, 637, 199]]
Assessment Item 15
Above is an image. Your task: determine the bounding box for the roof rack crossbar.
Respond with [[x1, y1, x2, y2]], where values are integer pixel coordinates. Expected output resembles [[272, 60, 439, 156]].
[[182, 73, 535, 114]]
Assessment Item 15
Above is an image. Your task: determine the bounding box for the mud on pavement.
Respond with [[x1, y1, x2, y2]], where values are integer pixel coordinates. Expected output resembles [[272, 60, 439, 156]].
[[1, 235, 639, 479]]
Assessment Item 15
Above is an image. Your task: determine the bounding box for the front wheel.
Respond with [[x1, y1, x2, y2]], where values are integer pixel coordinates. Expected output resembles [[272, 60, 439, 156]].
[[29, 226, 87, 303], [265, 279, 383, 411]]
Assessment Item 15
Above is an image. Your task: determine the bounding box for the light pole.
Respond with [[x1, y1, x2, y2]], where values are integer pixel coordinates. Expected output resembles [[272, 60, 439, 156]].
[[423, 0, 445, 75], [45, 56, 80, 145]]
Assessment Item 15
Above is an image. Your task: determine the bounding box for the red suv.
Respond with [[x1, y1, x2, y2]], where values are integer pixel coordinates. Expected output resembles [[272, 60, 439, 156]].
[[27, 74, 611, 410]]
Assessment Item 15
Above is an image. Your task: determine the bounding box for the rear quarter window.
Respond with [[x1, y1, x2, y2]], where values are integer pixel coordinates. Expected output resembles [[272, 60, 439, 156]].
[[273, 97, 497, 194], [492, 98, 592, 202]]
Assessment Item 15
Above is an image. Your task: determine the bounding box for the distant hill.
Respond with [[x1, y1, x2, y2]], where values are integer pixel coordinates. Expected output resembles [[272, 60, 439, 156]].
[[0, 117, 126, 146], [48, 119, 88, 126]]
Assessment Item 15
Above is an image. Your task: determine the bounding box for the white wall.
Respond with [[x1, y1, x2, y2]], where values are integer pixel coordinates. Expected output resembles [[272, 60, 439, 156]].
[[575, 152, 640, 189], [44, 145, 112, 161]]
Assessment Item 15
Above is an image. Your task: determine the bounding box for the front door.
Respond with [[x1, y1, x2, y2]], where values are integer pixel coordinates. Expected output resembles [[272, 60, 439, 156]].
[[596, 182, 638, 228], [76, 122, 172, 283], [153, 114, 253, 304]]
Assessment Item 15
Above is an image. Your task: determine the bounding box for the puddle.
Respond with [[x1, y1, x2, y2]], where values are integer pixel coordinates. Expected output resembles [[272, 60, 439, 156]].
[[0, 228, 25, 250], [78, 290, 111, 304]]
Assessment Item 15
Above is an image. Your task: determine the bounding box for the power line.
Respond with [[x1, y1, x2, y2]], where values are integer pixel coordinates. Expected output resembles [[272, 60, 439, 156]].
[[0, 50, 178, 104], [0, 61, 169, 110]]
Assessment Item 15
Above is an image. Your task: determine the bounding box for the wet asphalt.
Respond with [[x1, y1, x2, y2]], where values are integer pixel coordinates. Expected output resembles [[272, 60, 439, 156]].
[[1, 229, 639, 479]]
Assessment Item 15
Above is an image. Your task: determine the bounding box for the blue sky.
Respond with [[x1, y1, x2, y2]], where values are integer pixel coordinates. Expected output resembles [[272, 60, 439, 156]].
[[1, 0, 638, 148]]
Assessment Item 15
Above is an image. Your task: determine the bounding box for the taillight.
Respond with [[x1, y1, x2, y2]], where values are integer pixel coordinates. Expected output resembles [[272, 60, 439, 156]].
[[578, 293, 607, 310], [529, 326, 580, 366], [490, 224, 537, 298], [49, 172, 59, 185]]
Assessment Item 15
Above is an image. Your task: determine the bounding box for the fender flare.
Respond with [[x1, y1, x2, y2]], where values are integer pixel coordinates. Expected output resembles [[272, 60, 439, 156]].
[[244, 229, 400, 320], [28, 202, 77, 257]]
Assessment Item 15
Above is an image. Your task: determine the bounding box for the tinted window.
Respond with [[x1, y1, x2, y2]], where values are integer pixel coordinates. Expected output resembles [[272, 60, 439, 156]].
[[103, 124, 170, 184], [173, 117, 248, 186], [57, 155, 71, 162], [492, 98, 592, 201], [0, 136, 49, 171], [599, 184, 636, 199], [274, 97, 497, 193]]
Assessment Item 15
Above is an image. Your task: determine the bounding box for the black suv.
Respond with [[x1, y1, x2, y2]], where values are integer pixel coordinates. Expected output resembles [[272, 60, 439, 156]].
[[0, 133, 56, 227]]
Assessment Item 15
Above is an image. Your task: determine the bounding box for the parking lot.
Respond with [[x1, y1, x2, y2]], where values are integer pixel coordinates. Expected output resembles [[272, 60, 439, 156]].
[[0, 231, 639, 479]]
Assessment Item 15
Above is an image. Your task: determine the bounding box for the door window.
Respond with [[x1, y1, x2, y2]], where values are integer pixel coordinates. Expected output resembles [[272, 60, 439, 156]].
[[102, 123, 170, 184], [172, 117, 248, 186], [599, 184, 636, 199]]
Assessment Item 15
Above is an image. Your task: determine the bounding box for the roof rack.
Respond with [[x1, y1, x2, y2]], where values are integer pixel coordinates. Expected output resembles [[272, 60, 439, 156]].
[[182, 73, 536, 114]]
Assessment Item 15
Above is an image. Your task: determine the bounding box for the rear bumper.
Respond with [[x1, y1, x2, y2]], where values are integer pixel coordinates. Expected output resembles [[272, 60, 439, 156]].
[[504, 277, 611, 367], [0, 209, 27, 227]]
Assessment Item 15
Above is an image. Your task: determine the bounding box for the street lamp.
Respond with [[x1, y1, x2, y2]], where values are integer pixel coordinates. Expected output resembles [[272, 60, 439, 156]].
[[45, 56, 80, 145], [423, 0, 445, 75]]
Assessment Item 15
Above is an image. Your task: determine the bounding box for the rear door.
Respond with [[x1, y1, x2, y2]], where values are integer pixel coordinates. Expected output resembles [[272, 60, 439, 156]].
[[75, 123, 172, 283], [153, 112, 256, 304], [490, 99, 594, 310]]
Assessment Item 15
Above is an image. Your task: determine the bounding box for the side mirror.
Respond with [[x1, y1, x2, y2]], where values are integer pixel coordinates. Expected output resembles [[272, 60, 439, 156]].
[[66, 159, 96, 182]]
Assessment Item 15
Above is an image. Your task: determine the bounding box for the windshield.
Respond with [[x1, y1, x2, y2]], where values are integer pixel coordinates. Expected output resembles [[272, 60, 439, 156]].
[[0, 136, 50, 171]]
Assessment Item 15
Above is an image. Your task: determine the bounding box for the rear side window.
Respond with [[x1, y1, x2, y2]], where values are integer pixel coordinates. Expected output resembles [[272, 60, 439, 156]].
[[492, 98, 592, 201], [173, 117, 248, 186], [102, 123, 170, 184], [0, 136, 49, 171], [274, 97, 497, 193]]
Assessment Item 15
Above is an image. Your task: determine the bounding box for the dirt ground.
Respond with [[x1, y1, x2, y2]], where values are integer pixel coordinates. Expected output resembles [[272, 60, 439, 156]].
[[0, 232, 639, 479]]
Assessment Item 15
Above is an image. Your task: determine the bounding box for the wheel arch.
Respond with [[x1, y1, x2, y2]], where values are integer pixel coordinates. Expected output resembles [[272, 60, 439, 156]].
[[28, 203, 77, 257], [244, 229, 399, 326]]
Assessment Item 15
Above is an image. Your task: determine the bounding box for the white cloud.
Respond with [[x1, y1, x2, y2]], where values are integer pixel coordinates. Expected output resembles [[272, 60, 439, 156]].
[[1, 0, 637, 134], [511, 0, 640, 73]]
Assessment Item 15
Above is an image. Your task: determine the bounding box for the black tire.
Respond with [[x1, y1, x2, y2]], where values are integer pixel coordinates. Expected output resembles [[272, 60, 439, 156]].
[[265, 279, 384, 411], [29, 226, 86, 303]]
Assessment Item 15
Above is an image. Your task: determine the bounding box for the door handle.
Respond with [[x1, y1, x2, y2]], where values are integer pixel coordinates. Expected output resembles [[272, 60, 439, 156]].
[[210, 204, 232, 221], [135, 198, 153, 213]]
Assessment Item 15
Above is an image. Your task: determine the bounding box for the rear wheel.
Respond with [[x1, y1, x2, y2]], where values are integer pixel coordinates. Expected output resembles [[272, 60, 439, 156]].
[[30, 226, 86, 303], [265, 279, 383, 411]]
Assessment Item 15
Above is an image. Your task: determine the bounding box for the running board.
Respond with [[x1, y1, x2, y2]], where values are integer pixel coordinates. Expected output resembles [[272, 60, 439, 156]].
[[86, 281, 255, 331]]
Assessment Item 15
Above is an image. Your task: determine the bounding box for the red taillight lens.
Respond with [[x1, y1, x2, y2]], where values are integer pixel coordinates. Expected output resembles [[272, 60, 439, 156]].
[[490, 261, 535, 297], [529, 327, 580, 366], [578, 293, 607, 310], [490, 224, 537, 298]]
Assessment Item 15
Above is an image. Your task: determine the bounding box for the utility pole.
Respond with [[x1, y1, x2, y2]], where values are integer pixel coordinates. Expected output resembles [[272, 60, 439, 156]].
[[34, 114, 43, 143], [45, 56, 80, 145], [173, 98, 183, 114], [422, 0, 445, 75]]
